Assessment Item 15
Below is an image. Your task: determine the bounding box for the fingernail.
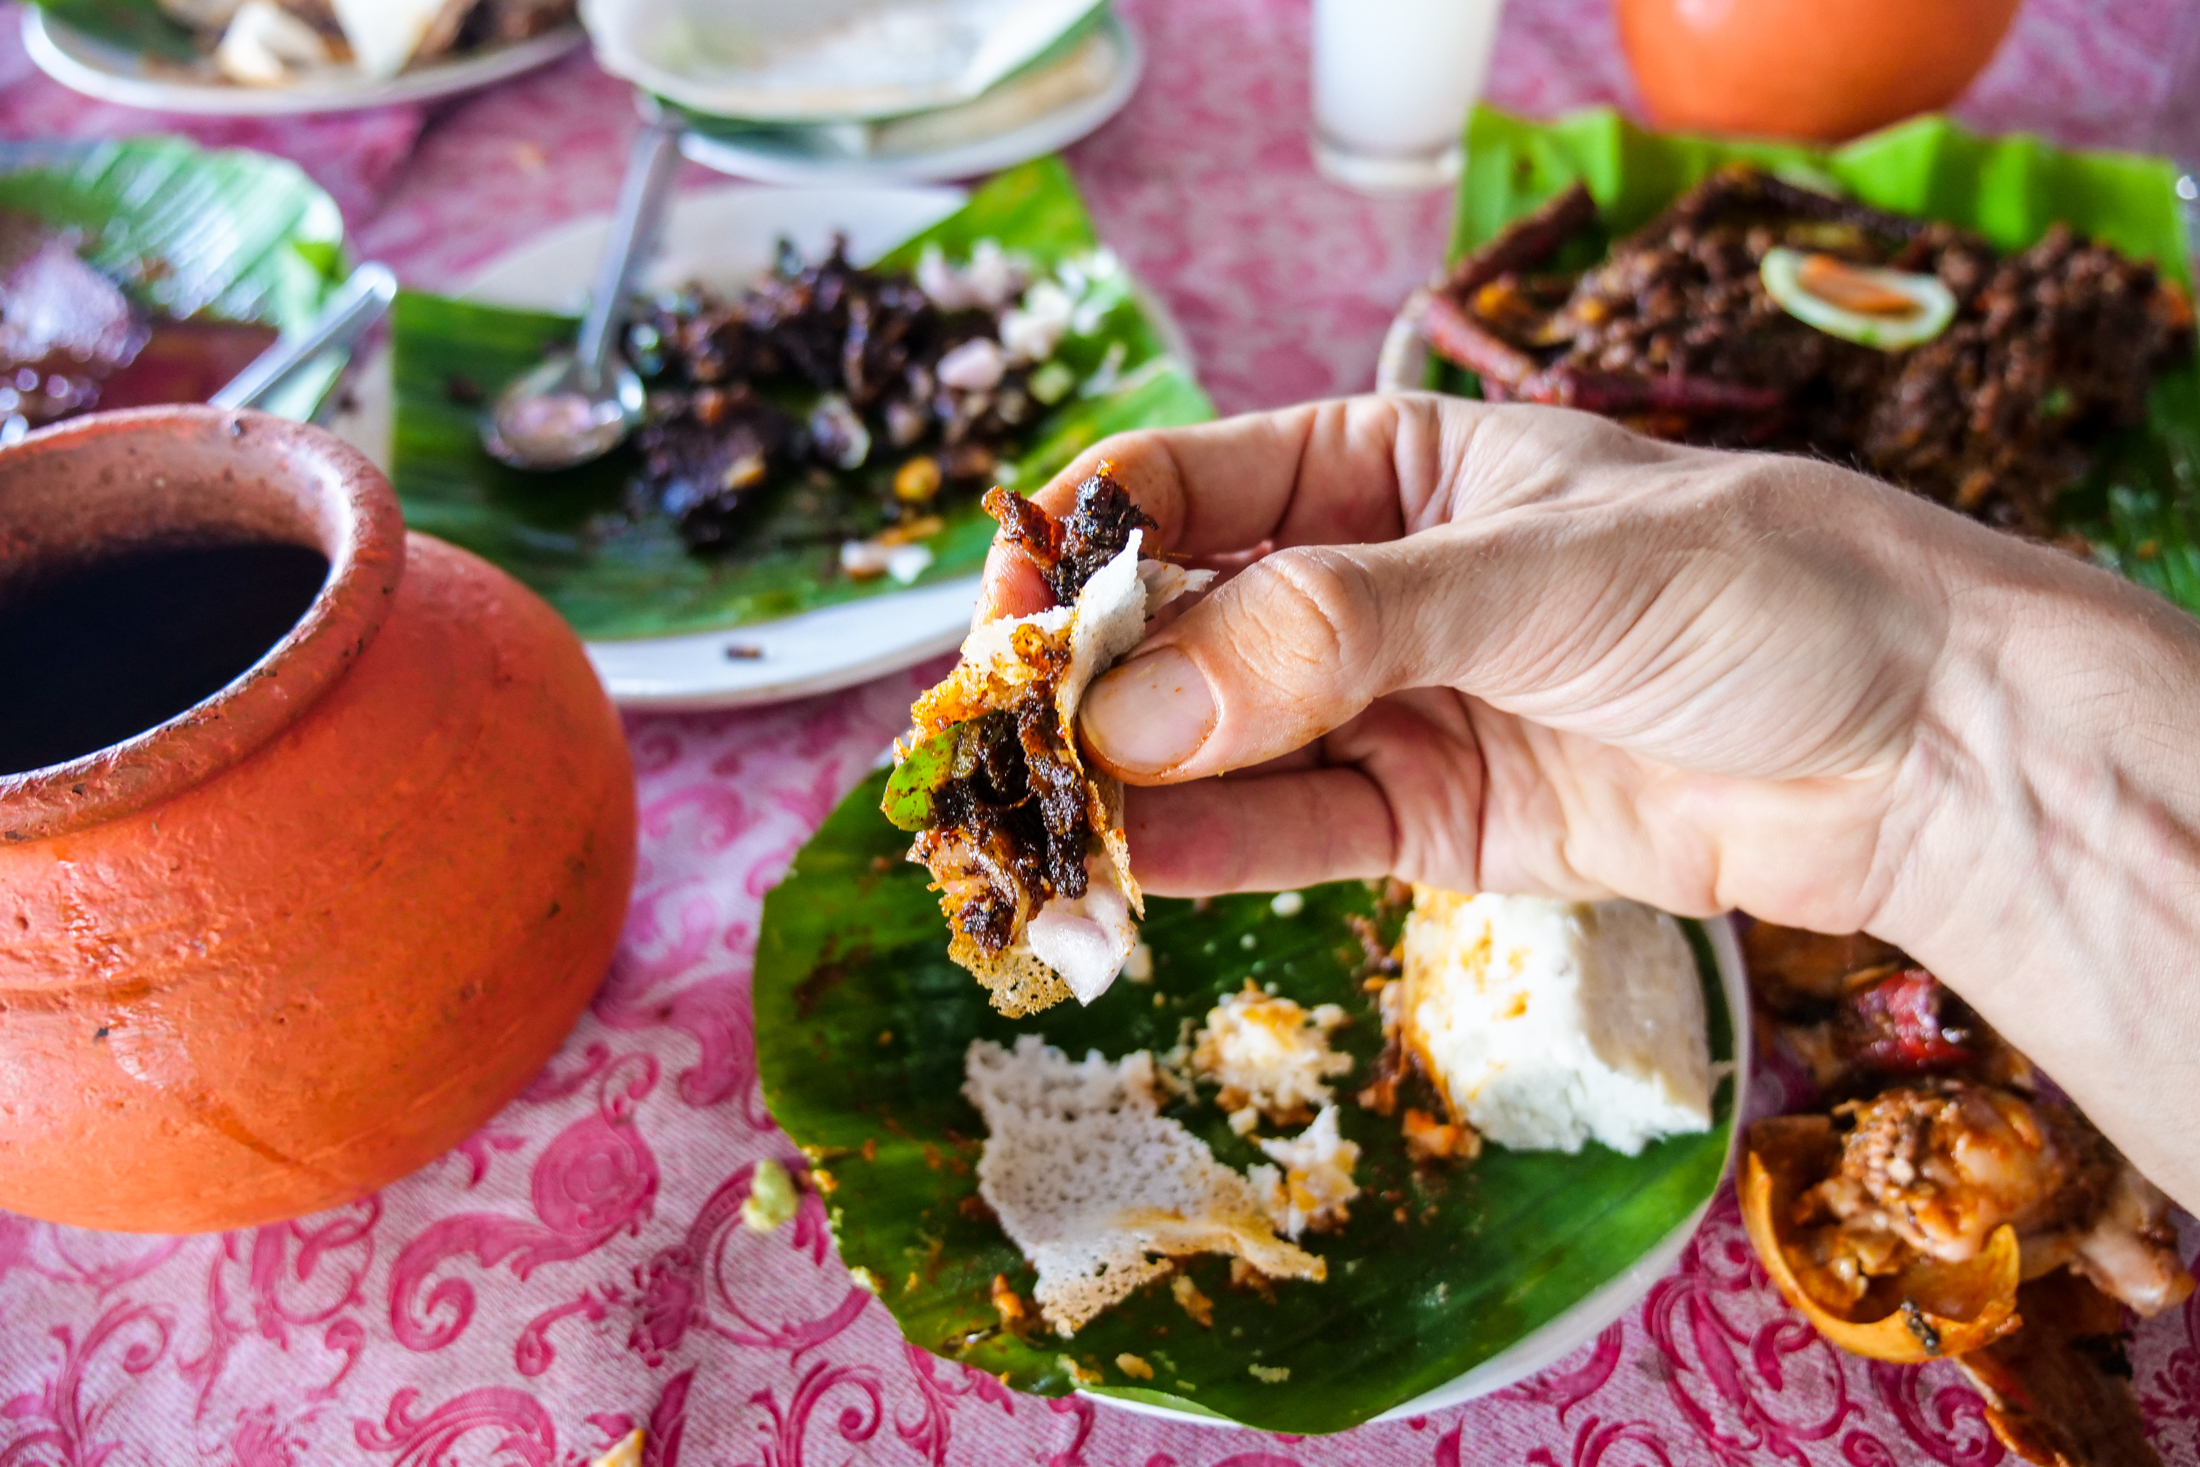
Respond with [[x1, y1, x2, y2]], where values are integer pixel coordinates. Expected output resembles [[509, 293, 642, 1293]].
[[1082, 647, 1216, 774]]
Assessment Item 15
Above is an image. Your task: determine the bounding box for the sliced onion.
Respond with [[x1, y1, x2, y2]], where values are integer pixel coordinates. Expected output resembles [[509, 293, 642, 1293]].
[[1761, 247, 1958, 351]]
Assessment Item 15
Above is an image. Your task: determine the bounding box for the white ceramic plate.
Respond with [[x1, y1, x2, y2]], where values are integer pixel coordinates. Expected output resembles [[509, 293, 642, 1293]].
[[342, 183, 989, 710], [340, 179, 1197, 710], [1092, 914, 1752, 1429], [21, 10, 586, 116], [675, 13, 1142, 188], [582, 0, 1105, 124]]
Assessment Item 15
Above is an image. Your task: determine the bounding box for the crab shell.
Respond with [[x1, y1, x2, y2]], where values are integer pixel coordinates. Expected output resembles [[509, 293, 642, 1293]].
[[1741, 1114, 2022, 1362]]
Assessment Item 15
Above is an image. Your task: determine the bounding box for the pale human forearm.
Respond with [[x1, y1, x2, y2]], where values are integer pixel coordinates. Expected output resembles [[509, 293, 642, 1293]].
[[1875, 556, 2200, 1209]]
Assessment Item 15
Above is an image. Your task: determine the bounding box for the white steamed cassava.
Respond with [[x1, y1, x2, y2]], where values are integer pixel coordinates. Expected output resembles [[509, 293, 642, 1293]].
[[1400, 890, 1713, 1156]]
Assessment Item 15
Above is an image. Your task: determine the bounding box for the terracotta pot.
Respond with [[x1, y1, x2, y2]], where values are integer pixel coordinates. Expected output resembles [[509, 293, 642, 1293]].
[[1615, 0, 2022, 143], [0, 407, 637, 1233]]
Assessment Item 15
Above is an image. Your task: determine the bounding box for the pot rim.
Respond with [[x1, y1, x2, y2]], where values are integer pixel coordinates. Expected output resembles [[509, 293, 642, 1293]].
[[0, 406, 406, 844]]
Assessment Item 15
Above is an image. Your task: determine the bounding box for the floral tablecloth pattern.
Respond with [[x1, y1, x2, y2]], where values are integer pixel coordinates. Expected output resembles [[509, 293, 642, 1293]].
[[5, 2, 2200, 1462]]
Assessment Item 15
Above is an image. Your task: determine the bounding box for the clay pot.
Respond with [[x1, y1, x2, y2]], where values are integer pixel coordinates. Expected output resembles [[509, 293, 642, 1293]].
[[0, 407, 637, 1233], [1616, 0, 2022, 143]]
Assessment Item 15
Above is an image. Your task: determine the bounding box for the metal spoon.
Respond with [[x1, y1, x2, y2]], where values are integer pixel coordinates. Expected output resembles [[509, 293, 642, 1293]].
[[210, 261, 398, 411], [481, 114, 684, 471]]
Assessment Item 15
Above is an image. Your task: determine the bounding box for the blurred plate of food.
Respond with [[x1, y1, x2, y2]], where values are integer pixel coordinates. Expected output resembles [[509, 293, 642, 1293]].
[[1378, 107, 2200, 612], [670, 8, 1140, 188], [754, 761, 1748, 1432], [0, 135, 351, 430], [362, 157, 1207, 708], [22, 0, 584, 115], [581, 0, 1104, 124]]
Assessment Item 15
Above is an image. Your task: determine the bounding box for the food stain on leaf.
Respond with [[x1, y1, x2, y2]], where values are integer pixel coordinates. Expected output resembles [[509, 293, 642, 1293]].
[[791, 958, 850, 1021]]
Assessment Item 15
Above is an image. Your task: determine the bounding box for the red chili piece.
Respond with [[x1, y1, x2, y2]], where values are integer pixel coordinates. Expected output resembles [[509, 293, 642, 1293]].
[[1837, 967, 1975, 1074]]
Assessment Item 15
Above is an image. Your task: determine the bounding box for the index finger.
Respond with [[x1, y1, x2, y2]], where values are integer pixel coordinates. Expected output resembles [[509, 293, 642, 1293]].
[[967, 394, 1477, 625], [1039, 394, 1487, 557]]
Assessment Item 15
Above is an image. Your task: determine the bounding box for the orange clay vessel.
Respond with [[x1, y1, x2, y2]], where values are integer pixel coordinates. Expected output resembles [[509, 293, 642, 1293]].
[[1616, 0, 2022, 143], [0, 407, 637, 1233]]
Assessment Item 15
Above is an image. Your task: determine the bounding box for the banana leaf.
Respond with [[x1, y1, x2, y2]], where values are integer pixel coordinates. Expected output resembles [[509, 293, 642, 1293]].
[[753, 770, 1736, 1434], [1436, 107, 2200, 616], [386, 156, 1213, 641], [0, 136, 349, 420], [25, 0, 198, 63]]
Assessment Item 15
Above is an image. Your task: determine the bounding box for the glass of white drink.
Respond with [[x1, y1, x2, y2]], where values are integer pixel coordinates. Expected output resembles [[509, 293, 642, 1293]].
[[1312, 0, 1505, 194]]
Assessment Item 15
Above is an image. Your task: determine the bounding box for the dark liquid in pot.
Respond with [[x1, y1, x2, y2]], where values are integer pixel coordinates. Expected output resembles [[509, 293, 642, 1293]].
[[0, 541, 330, 776]]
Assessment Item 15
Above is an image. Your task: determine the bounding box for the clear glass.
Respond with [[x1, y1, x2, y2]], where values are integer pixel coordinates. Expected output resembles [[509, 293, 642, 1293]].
[[1312, 0, 1505, 194]]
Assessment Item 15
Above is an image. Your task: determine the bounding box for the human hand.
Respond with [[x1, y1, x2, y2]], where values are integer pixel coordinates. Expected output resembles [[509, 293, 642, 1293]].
[[984, 395, 1964, 928], [979, 395, 2200, 1207]]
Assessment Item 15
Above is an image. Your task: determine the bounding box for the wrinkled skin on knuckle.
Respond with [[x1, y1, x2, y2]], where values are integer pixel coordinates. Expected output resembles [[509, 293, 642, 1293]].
[[1386, 395, 1462, 532], [1442, 403, 1684, 521], [1208, 545, 1385, 706], [1694, 470, 1947, 775]]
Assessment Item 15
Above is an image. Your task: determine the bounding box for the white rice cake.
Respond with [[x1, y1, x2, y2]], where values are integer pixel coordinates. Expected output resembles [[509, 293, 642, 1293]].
[[1400, 889, 1712, 1156]]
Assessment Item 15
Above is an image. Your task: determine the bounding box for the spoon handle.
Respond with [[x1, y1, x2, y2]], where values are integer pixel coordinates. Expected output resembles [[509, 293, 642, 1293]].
[[211, 262, 398, 412], [575, 115, 685, 391]]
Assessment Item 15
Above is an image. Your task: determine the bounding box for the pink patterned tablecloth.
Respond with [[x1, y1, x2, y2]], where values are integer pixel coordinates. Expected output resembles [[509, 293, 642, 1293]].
[[7, 3, 2200, 1463]]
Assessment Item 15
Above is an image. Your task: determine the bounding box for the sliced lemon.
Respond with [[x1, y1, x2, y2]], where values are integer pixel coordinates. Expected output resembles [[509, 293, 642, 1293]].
[[1761, 247, 1957, 351]]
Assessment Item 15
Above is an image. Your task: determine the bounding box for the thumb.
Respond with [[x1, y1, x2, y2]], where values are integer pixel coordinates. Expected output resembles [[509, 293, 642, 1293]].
[[1081, 539, 1433, 780]]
